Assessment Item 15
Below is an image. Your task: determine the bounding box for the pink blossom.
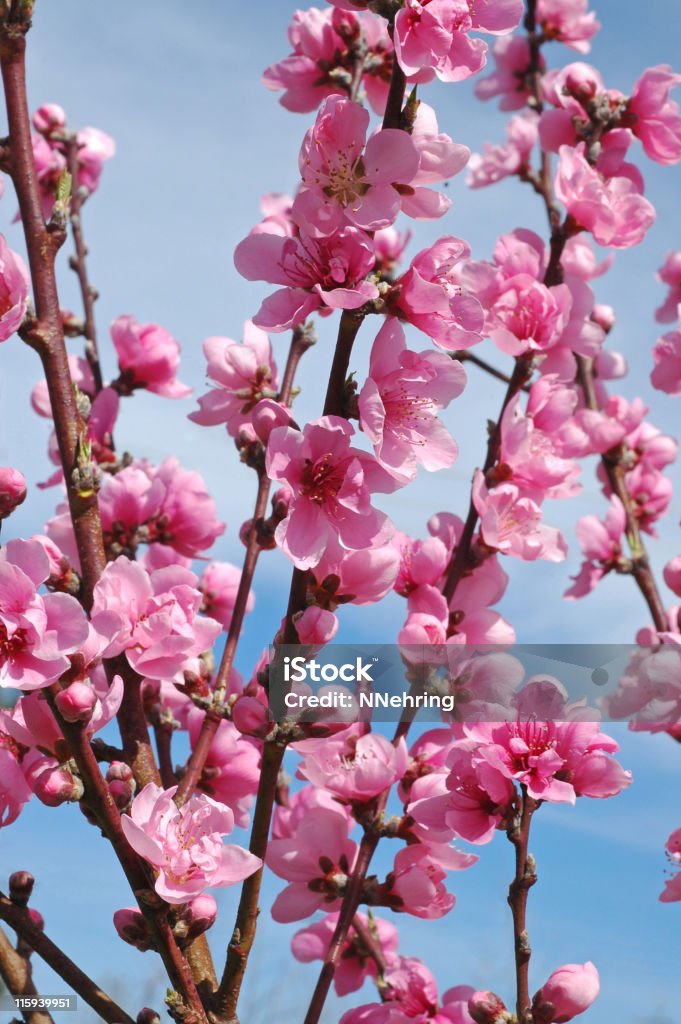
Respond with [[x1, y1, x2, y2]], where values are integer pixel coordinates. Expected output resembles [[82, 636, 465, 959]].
[[535, 0, 600, 53], [24, 753, 84, 806], [292, 911, 399, 995], [198, 562, 253, 631], [532, 962, 600, 1023], [74, 126, 115, 195], [565, 496, 626, 598], [382, 844, 475, 919], [358, 318, 466, 483], [91, 557, 221, 683], [32, 102, 66, 135], [145, 457, 225, 557], [467, 992, 508, 1024], [499, 391, 581, 502], [110, 315, 191, 398], [0, 539, 89, 692], [0, 235, 30, 342], [263, 8, 393, 116], [297, 730, 409, 802], [234, 225, 379, 331], [121, 783, 261, 904], [660, 827, 681, 903], [294, 605, 339, 645], [651, 324, 681, 395], [190, 321, 278, 435], [391, 236, 484, 350], [184, 710, 260, 827], [411, 740, 515, 844], [393, 0, 523, 85], [473, 472, 568, 563], [664, 556, 681, 598], [311, 541, 400, 607], [267, 805, 358, 922], [467, 112, 538, 188], [0, 723, 32, 827], [655, 251, 681, 322], [32, 353, 95, 418], [403, 102, 470, 218], [467, 716, 631, 803], [475, 36, 537, 109], [54, 681, 97, 723], [628, 66, 681, 165], [554, 144, 655, 249], [0, 467, 27, 520], [293, 96, 420, 235], [266, 415, 395, 570]]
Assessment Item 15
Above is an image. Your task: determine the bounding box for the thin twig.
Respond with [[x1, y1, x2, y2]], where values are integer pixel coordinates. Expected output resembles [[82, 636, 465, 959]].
[[506, 789, 537, 1024], [0, 897, 133, 1024], [0, 924, 53, 1024]]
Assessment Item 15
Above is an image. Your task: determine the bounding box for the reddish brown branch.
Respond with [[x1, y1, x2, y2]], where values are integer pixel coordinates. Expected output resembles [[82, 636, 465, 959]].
[[0, 896, 134, 1024], [0, 924, 53, 1024], [212, 739, 287, 1021], [65, 135, 104, 392], [0, 24, 105, 609], [506, 789, 538, 1023]]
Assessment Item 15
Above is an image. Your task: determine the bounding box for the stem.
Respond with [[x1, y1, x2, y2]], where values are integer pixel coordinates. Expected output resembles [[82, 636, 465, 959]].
[[0, 925, 53, 1024], [211, 740, 287, 1021], [0, 896, 134, 1024], [453, 350, 531, 391], [506, 788, 538, 1024], [44, 688, 207, 1021], [575, 355, 668, 632], [65, 135, 104, 393], [175, 325, 315, 809], [0, 25, 106, 609], [154, 720, 177, 789], [442, 356, 535, 603], [350, 913, 388, 978]]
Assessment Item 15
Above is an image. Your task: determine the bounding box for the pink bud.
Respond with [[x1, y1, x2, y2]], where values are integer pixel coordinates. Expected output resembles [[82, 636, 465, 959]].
[[271, 487, 293, 521], [232, 695, 272, 739], [136, 1010, 161, 1024], [468, 991, 509, 1024], [28, 907, 44, 931], [294, 606, 339, 645], [564, 66, 599, 103], [591, 304, 615, 333], [106, 761, 135, 784], [252, 398, 291, 443], [533, 963, 600, 1023], [331, 6, 360, 41], [113, 907, 153, 952], [26, 756, 84, 807], [32, 102, 67, 135], [108, 778, 135, 810], [663, 556, 681, 597], [9, 871, 35, 907], [55, 682, 97, 723], [0, 467, 27, 520], [595, 349, 627, 380], [178, 894, 217, 944]]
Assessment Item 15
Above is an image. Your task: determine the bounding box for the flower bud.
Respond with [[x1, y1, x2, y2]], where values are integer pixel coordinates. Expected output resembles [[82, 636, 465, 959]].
[[55, 682, 97, 724], [0, 467, 27, 520], [595, 348, 627, 380], [271, 487, 292, 522], [26, 756, 84, 807], [113, 907, 153, 952], [9, 870, 35, 907], [251, 398, 291, 443], [232, 695, 272, 739], [591, 304, 615, 333], [532, 962, 600, 1023], [32, 102, 67, 135], [294, 606, 339, 645], [331, 7, 360, 41], [173, 894, 218, 946], [108, 778, 135, 811], [468, 991, 509, 1024], [136, 1010, 161, 1024], [663, 555, 681, 597], [563, 65, 600, 103], [106, 761, 135, 784]]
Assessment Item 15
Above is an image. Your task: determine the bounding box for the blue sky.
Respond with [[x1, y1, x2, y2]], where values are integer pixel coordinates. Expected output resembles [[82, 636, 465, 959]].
[[1, 0, 680, 1020]]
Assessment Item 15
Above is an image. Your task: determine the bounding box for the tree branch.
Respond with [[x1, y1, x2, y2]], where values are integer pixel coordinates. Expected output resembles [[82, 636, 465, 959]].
[[0, 897, 133, 1024], [506, 789, 537, 1024], [0, 925, 53, 1024]]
